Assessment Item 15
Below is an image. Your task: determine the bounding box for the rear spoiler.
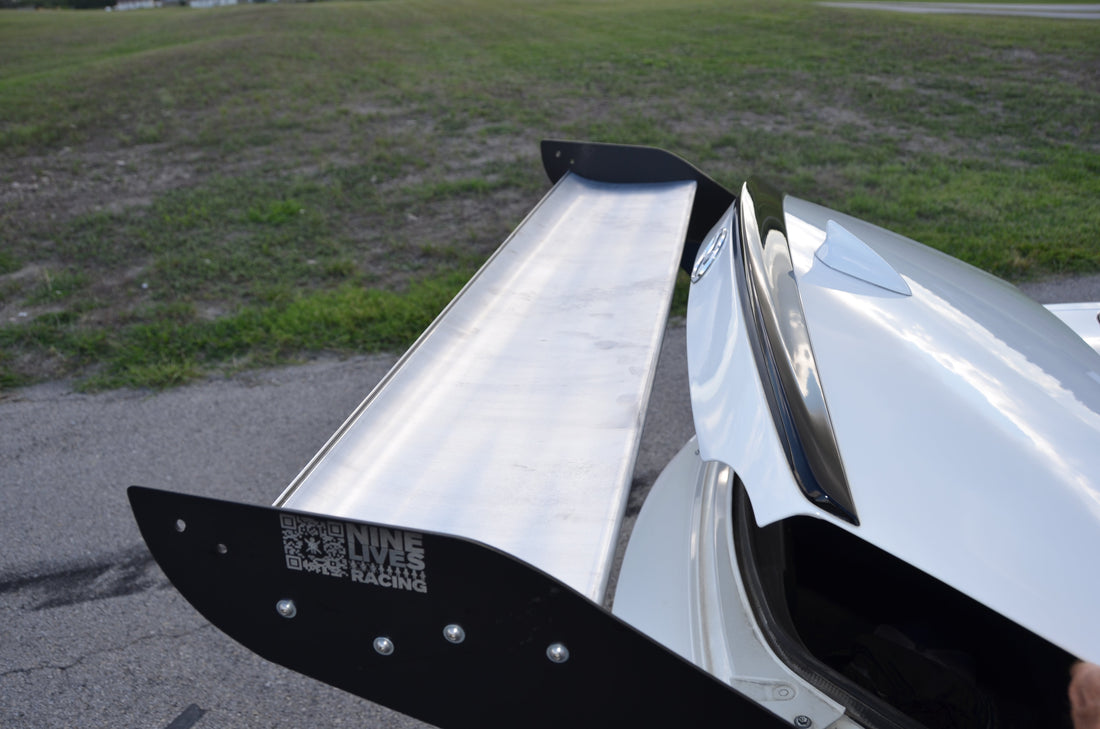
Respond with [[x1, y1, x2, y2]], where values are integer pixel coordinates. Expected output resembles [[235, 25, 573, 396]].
[[129, 141, 774, 727], [540, 139, 734, 272]]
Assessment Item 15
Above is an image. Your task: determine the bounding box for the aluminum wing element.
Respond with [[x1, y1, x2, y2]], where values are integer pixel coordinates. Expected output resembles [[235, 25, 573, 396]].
[[275, 172, 697, 603], [129, 144, 792, 729]]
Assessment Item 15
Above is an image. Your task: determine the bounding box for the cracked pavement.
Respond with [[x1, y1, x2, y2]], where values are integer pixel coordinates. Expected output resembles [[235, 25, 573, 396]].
[[0, 349, 435, 729], [0, 320, 697, 729]]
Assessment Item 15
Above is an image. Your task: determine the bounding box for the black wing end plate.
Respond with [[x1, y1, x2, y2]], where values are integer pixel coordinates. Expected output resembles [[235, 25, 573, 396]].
[[129, 485, 784, 729]]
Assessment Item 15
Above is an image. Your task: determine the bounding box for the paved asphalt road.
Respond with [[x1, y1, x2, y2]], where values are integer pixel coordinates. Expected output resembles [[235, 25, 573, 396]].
[[0, 322, 695, 729], [819, 2, 1100, 20], [2, 275, 1098, 729]]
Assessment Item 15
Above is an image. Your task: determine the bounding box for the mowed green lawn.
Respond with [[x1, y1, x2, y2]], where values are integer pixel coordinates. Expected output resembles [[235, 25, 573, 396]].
[[1, 0, 1098, 389]]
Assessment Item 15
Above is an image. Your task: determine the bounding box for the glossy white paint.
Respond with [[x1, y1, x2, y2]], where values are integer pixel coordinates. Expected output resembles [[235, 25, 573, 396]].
[[1046, 302, 1100, 355], [686, 204, 809, 529], [275, 173, 695, 602], [816, 220, 910, 296], [613, 438, 702, 659], [688, 190, 1100, 664], [614, 439, 847, 727]]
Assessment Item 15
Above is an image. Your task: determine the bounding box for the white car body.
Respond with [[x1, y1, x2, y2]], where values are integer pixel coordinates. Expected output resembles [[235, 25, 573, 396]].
[[618, 180, 1100, 728]]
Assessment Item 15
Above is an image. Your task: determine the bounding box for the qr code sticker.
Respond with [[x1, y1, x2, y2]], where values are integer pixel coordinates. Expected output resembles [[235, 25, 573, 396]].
[[281, 513, 348, 578]]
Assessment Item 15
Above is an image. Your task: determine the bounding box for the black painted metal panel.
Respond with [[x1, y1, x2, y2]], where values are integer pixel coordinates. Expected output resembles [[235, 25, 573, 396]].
[[539, 139, 735, 272], [129, 486, 786, 729]]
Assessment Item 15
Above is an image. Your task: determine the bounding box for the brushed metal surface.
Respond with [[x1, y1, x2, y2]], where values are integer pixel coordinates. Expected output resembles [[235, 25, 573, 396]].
[[275, 173, 697, 602]]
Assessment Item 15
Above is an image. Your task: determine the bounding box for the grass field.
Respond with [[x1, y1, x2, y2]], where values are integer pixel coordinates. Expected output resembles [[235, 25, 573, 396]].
[[1, 0, 1098, 390]]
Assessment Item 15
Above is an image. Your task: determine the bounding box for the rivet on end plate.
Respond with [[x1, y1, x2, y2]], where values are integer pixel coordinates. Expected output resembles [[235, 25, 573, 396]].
[[443, 624, 466, 644], [546, 642, 570, 664]]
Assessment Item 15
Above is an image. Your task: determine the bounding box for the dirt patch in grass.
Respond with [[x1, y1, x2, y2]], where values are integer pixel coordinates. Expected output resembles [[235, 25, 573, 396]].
[[1, 0, 1098, 391]]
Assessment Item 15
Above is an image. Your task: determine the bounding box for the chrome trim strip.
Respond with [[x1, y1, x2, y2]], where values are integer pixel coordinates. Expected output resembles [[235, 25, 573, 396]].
[[737, 180, 858, 523]]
